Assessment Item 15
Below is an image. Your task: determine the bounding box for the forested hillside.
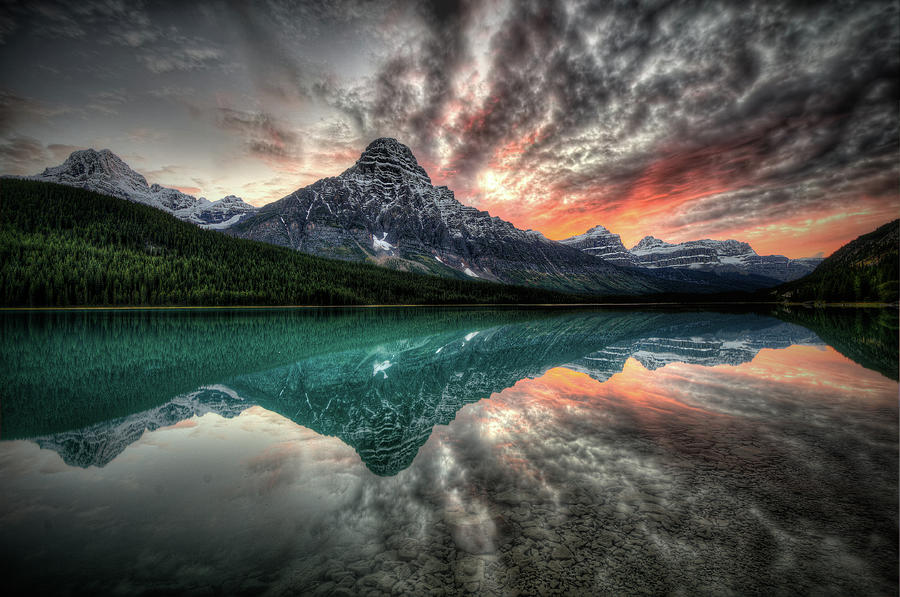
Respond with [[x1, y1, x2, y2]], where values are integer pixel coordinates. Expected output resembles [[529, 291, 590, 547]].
[[0, 180, 589, 306], [772, 220, 899, 304]]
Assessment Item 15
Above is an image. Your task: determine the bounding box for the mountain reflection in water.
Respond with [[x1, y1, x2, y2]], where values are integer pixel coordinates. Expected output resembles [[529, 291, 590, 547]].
[[0, 308, 896, 596]]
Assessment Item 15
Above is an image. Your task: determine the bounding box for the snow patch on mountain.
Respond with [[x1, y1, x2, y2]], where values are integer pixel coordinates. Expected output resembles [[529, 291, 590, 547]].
[[199, 214, 245, 230], [373, 360, 392, 377], [373, 232, 395, 252]]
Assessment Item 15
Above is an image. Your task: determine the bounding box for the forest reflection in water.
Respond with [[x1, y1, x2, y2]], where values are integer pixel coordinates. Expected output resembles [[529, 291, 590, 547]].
[[0, 307, 896, 596]]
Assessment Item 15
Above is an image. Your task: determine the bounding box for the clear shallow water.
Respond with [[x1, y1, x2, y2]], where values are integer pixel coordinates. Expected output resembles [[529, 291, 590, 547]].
[[0, 308, 897, 596]]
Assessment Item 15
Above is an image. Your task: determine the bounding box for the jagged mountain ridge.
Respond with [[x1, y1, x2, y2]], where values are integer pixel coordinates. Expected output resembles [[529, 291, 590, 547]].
[[25, 149, 257, 227], [561, 226, 823, 283], [19, 142, 822, 294]]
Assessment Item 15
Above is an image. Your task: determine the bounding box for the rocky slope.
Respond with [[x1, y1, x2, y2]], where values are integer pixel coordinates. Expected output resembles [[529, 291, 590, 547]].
[[25, 149, 257, 226], [562, 227, 822, 283]]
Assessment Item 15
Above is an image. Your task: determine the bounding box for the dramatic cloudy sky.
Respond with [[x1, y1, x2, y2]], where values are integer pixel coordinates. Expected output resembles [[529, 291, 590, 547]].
[[0, 0, 897, 256]]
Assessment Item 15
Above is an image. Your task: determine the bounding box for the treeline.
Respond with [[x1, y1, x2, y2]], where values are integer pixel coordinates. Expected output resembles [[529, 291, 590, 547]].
[[0, 179, 590, 306]]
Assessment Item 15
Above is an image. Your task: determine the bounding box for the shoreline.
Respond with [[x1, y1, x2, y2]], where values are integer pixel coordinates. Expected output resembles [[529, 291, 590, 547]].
[[1, 301, 897, 311]]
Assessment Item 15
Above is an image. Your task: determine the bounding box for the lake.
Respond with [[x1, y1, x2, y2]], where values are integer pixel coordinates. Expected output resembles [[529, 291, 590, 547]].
[[0, 307, 897, 596]]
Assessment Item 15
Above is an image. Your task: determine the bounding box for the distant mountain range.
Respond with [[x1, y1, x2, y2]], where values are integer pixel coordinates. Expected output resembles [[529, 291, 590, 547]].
[[561, 225, 822, 283], [22, 140, 823, 295], [25, 149, 257, 227], [228, 138, 665, 295]]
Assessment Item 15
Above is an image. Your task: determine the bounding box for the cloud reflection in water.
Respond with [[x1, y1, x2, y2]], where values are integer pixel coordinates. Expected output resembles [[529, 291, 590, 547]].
[[2, 342, 896, 595]]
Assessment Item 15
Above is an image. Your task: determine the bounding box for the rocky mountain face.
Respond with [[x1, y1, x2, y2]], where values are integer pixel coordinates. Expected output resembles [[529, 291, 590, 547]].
[[562, 227, 822, 283], [559, 225, 638, 266], [229, 138, 685, 295], [629, 236, 822, 282], [28, 149, 257, 227]]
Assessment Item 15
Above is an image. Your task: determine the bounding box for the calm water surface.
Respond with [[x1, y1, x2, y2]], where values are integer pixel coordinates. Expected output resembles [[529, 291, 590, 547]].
[[0, 308, 897, 596]]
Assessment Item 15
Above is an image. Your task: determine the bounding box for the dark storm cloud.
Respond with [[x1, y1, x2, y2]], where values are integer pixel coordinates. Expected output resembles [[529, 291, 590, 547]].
[[219, 1, 312, 102], [444, 0, 570, 175], [0, 135, 47, 171], [0, 0, 895, 245], [372, 0, 473, 144], [139, 44, 223, 74], [84, 90, 130, 115], [215, 108, 301, 161], [0, 0, 151, 42], [219, 0, 400, 103], [0, 91, 73, 133], [0, 0, 225, 75], [424, 0, 899, 237]]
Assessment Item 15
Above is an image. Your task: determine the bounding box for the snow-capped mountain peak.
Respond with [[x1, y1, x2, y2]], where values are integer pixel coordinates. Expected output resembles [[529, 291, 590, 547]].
[[584, 224, 612, 235], [212, 195, 250, 207], [39, 148, 151, 198], [29, 149, 257, 228], [559, 225, 637, 266], [631, 235, 671, 253]]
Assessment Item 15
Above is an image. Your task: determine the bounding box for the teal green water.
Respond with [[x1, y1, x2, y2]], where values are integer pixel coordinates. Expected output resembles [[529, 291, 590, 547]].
[[0, 308, 897, 595]]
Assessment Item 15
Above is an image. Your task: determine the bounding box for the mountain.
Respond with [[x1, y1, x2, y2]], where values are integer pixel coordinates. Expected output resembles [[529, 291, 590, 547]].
[[558, 225, 637, 266], [0, 179, 592, 307], [32, 387, 248, 468], [26, 148, 257, 227], [229, 138, 748, 296], [18, 141, 805, 296], [13, 141, 826, 296], [772, 219, 899, 303], [196, 195, 258, 229], [14, 310, 823, 474], [561, 227, 822, 283], [630, 236, 822, 282]]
